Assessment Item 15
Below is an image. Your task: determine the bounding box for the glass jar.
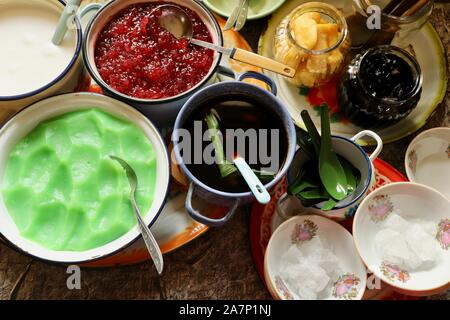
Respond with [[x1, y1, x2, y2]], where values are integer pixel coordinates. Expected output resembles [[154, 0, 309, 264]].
[[345, 0, 434, 49], [337, 45, 423, 129], [273, 2, 351, 88]]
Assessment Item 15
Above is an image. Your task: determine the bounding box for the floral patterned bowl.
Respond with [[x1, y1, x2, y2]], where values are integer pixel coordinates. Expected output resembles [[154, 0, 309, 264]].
[[264, 215, 367, 300], [353, 182, 450, 296], [405, 127, 450, 200]]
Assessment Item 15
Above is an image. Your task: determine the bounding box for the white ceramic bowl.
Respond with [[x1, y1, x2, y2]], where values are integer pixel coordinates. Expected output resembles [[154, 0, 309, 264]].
[[264, 215, 367, 300], [405, 127, 450, 200], [353, 182, 450, 296], [0, 93, 170, 264]]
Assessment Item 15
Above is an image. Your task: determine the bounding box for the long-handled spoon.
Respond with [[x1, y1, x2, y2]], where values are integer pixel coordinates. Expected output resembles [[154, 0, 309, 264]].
[[156, 4, 296, 78], [110, 156, 164, 275]]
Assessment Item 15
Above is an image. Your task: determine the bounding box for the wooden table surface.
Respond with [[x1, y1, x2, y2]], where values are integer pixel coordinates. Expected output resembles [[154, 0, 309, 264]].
[[0, 3, 448, 300]]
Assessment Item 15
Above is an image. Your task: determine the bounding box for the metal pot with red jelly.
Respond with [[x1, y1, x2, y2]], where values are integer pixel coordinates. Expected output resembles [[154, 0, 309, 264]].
[[337, 45, 422, 130]]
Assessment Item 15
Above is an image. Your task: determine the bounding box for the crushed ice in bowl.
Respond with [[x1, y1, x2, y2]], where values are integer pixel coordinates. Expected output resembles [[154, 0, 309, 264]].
[[374, 212, 440, 272], [278, 236, 343, 300]]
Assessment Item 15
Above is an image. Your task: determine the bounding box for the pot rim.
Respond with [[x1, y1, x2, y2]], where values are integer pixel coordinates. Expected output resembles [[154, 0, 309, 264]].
[[0, 92, 171, 264], [83, 0, 224, 105], [172, 81, 297, 199], [0, 0, 83, 102]]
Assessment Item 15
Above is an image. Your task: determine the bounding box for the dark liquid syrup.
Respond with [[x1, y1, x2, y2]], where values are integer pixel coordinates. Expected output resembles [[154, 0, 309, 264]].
[[182, 96, 288, 193]]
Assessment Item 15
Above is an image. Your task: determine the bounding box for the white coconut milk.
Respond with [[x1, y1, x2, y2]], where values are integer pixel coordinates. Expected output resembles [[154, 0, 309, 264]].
[[0, 1, 78, 96]]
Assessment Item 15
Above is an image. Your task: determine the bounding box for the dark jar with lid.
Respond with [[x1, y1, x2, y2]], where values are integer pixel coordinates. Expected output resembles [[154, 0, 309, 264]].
[[337, 45, 422, 129]]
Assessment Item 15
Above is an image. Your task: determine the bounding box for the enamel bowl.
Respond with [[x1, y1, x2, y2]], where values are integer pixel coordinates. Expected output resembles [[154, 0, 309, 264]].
[[83, 0, 223, 128], [0, 0, 86, 126], [0, 93, 170, 264], [353, 183, 450, 296], [264, 215, 367, 300], [405, 127, 450, 200], [277, 130, 383, 221]]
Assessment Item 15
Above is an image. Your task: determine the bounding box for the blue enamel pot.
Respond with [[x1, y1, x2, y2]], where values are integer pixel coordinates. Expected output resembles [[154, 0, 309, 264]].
[[172, 72, 296, 227]]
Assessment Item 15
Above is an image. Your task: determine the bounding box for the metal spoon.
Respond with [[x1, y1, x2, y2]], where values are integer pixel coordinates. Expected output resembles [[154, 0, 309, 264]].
[[234, 0, 249, 32], [156, 4, 295, 78], [224, 0, 246, 31], [110, 156, 163, 275]]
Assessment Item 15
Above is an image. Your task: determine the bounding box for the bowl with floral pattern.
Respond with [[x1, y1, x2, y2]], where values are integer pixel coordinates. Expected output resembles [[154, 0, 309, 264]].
[[353, 182, 450, 296], [405, 127, 450, 200], [264, 215, 366, 300]]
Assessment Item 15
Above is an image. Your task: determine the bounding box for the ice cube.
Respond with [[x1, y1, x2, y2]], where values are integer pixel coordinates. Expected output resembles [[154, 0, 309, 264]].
[[281, 244, 303, 265], [279, 235, 343, 300], [405, 224, 438, 268], [412, 219, 437, 236], [384, 213, 409, 233], [383, 237, 423, 270], [299, 236, 324, 256], [375, 228, 401, 253]]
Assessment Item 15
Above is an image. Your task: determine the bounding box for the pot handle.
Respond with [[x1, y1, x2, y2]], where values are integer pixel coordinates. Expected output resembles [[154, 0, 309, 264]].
[[78, 3, 103, 20], [185, 183, 241, 227], [236, 71, 277, 96], [217, 65, 236, 79], [351, 130, 383, 162], [52, 1, 101, 45]]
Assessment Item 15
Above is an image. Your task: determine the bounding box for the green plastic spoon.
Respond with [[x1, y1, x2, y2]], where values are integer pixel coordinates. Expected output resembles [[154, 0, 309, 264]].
[[301, 110, 321, 156], [339, 156, 360, 194], [319, 106, 348, 201]]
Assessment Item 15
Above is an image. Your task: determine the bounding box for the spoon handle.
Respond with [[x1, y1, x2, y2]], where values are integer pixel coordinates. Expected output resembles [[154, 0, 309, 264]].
[[130, 197, 164, 275], [224, 0, 246, 31], [235, 0, 249, 31], [231, 49, 296, 78], [190, 39, 295, 78], [234, 157, 271, 205]]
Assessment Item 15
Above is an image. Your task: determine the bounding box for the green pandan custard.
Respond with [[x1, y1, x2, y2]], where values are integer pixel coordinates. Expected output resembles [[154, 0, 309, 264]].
[[1, 109, 157, 251]]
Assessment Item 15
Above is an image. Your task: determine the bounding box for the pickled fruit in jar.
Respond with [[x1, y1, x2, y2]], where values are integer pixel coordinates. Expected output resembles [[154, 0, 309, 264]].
[[273, 3, 350, 88]]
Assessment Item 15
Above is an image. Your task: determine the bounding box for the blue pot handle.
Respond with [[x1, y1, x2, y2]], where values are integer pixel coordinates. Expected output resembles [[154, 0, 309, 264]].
[[236, 71, 277, 96], [185, 183, 241, 227], [217, 65, 236, 79]]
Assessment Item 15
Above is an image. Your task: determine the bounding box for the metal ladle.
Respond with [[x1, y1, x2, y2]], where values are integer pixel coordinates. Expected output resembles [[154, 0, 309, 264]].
[[155, 4, 296, 78]]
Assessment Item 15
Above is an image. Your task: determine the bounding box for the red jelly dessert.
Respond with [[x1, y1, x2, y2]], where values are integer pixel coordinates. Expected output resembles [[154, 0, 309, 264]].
[[95, 3, 214, 99]]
